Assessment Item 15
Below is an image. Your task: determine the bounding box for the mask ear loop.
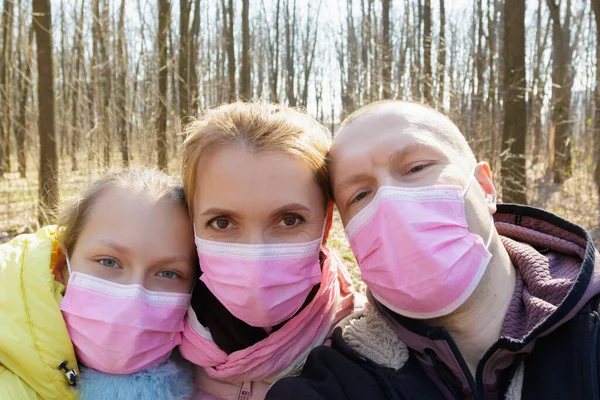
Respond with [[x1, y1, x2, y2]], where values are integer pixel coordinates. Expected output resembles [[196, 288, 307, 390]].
[[65, 254, 73, 276], [485, 215, 495, 249], [463, 165, 495, 250], [462, 166, 478, 197]]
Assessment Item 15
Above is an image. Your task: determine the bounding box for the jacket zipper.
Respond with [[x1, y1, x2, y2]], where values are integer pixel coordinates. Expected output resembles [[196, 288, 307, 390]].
[[438, 329, 484, 400], [591, 311, 600, 400]]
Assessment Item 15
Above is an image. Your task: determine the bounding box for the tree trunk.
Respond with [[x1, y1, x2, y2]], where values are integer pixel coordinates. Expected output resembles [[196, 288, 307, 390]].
[[0, 0, 14, 176], [117, 0, 128, 166], [69, 1, 85, 172], [16, 18, 33, 178], [33, 0, 59, 223], [592, 0, 600, 195], [546, 0, 572, 183], [179, 0, 191, 128], [268, 0, 281, 102], [381, 0, 391, 99], [487, 0, 498, 165], [225, 0, 236, 101], [240, 0, 251, 100], [189, 0, 201, 113], [285, 0, 297, 107], [501, 0, 527, 204], [157, 0, 170, 170], [423, 0, 432, 105], [437, 0, 446, 110]]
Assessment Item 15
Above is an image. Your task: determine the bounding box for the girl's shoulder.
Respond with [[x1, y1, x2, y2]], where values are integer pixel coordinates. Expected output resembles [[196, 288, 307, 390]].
[[79, 354, 196, 400], [0, 225, 78, 400]]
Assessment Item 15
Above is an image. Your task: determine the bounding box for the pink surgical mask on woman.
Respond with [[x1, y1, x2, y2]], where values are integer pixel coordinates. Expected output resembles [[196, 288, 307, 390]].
[[345, 171, 494, 319], [195, 230, 324, 328], [60, 257, 191, 374]]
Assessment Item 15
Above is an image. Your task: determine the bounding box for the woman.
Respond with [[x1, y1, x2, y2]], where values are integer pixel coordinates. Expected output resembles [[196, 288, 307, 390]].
[[179, 102, 360, 400]]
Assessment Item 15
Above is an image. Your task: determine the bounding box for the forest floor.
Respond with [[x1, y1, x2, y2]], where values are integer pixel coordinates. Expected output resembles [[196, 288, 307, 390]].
[[1, 152, 598, 292]]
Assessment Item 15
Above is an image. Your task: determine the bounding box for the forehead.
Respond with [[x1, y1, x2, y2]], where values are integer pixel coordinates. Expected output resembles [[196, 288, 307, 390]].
[[331, 109, 456, 166], [194, 145, 323, 210], [79, 186, 190, 248]]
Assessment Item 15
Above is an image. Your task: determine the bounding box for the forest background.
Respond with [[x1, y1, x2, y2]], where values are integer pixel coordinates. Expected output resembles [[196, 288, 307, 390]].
[[0, 0, 598, 285]]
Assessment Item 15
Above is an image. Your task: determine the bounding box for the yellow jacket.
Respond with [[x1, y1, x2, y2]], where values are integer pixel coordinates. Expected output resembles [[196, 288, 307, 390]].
[[0, 226, 79, 400]]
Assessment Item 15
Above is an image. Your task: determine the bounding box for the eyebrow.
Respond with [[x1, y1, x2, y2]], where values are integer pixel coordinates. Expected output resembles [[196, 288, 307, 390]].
[[95, 239, 133, 256], [200, 207, 242, 219], [269, 203, 311, 218], [334, 173, 372, 196], [388, 142, 436, 165]]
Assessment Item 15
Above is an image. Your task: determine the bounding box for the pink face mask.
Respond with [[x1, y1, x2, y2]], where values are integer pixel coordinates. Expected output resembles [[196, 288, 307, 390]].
[[196, 235, 323, 328], [59, 258, 191, 374], [345, 173, 493, 319]]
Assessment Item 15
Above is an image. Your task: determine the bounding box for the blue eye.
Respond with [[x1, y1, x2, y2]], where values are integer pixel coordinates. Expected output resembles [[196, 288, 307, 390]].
[[157, 270, 179, 280], [99, 259, 119, 268]]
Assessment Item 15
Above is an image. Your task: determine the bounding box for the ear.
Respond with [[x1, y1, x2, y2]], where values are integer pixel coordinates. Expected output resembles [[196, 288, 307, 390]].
[[321, 201, 335, 245], [475, 162, 497, 215], [52, 247, 69, 284]]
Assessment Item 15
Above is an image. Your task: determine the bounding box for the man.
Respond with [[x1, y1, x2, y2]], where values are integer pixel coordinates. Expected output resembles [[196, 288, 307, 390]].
[[266, 101, 600, 399]]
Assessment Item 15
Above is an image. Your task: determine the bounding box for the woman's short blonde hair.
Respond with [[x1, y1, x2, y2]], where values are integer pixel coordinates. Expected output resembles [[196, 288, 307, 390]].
[[182, 102, 332, 215]]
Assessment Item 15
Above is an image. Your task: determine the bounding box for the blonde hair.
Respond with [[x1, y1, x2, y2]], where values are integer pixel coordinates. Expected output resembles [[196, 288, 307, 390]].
[[56, 168, 187, 256], [182, 102, 332, 215]]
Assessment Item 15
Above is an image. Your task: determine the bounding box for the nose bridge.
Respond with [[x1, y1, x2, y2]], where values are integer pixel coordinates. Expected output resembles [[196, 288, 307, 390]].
[[129, 264, 148, 287], [376, 165, 398, 188]]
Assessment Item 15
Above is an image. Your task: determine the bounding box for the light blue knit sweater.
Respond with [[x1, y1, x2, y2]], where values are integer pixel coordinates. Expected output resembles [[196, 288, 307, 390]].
[[77, 355, 195, 400]]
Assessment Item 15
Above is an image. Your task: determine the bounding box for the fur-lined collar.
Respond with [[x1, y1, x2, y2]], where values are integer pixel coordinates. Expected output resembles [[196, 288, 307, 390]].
[[339, 303, 523, 399], [77, 355, 195, 400]]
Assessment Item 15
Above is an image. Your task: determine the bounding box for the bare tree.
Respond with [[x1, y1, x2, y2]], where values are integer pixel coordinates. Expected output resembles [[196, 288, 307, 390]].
[[437, 0, 446, 109], [117, 0, 128, 165], [157, 0, 170, 170], [381, 0, 392, 99], [33, 0, 58, 223], [15, 5, 33, 177], [240, 0, 251, 100], [189, 0, 201, 112], [179, 0, 191, 128], [423, 0, 432, 105], [592, 0, 600, 194], [546, 0, 572, 183], [501, 0, 527, 204], [223, 0, 236, 101], [263, 0, 281, 102], [284, 0, 297, 106], [0, 0, 14, 176]]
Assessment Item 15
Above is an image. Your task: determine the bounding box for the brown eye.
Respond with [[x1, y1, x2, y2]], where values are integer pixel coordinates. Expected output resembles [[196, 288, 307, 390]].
[[283, 216, 298, 226], [409, 164, 427, 174], [210, 218, 231, 230], [277, 214, 305, 228], [351, 191, 369, 204]]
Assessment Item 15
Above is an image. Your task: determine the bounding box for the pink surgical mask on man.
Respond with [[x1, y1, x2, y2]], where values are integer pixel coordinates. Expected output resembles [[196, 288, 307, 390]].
[[195, 231, 324, 328], [60, 257, 191, 374], [345, 171, 494, 319]]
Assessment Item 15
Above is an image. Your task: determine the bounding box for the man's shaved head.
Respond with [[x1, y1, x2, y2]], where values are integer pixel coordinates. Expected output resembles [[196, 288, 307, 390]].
[[337, 100, 476, 167]]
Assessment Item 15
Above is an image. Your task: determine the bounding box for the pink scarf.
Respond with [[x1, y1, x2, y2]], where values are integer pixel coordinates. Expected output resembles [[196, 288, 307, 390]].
[[179, 247, 356, 383]]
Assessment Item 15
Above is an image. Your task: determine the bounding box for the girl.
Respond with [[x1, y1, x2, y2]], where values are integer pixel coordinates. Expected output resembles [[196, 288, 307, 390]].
[[180, 102, 360, 399], [0, 169, 197, 400]]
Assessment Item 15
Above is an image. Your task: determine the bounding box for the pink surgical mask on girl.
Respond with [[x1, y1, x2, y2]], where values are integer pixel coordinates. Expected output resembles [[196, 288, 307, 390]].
[[345, 171, 494, 319], [59, 257, 191, 374], [195, 233, 323, 328]]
